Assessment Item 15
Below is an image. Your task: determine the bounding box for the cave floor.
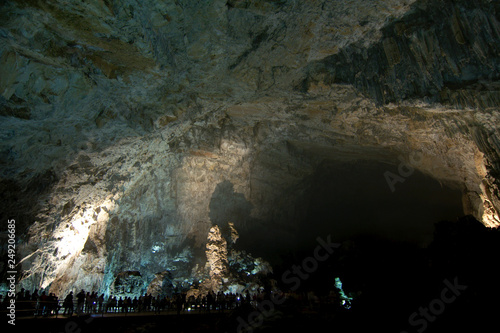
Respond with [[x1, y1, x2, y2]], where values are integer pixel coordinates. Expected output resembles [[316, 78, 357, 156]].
[[6, 304, 494, 333]]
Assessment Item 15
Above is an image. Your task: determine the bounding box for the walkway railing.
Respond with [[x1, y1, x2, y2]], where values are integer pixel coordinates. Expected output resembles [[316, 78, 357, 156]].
[[0, 299, 243, 318]]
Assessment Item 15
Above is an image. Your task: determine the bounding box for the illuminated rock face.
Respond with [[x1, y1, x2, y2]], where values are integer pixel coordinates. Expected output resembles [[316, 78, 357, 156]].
[[205, 225, 229, 290], [0, 0, 499, 297]]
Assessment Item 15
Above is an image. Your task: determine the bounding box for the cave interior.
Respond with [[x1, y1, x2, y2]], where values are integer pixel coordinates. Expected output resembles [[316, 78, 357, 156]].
[[1, 0, 500, 331]]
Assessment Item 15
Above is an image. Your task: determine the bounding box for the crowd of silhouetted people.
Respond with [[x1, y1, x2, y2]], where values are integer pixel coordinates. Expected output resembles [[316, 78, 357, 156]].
[[0, 288, 60, 317], [61, 289, 254, 315], [0, 285, 352, 319], [0, 287, 290, 317]]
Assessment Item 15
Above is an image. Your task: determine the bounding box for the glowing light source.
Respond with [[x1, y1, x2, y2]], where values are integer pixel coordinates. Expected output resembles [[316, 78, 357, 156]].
[[335, 277, 353, 309]]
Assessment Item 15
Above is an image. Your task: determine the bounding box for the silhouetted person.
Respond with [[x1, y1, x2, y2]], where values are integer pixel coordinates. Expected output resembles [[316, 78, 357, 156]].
[[125, 297, 132, 313], [106, 296, 116, 313], [48, 293, 58, 315], [24, 290, 32, 314], [76, 289, 85, 315], [207, 292, 214, 313], [30, 289, 39, 314], [90, 292, 97, 313], [40, 291, 48, 315], [123, 297, 127, 314], [16, 288, 25, 301], [98, 294, 104, 313], [84, 292, 91, 313], [132, 296, 138, 312], [175, 294, 183, 315], [145, 293, 152, 311], [151, 296, 158, 314], [63, 291, 74, 315]]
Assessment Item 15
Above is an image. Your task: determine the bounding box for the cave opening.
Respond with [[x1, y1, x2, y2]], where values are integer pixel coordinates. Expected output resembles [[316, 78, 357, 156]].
[[268, 158, 466, 305], [293, 158, 464, 253], [235, 156, 465, 269]]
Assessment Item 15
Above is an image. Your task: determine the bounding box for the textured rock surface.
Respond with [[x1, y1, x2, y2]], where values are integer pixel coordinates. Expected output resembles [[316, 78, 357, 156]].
[[0, 0, 499, 297]]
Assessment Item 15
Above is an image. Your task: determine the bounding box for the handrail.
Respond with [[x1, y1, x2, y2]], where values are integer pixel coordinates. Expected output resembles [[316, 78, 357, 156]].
[[0, 300, 63, 317], [0, 297, 246, 318]]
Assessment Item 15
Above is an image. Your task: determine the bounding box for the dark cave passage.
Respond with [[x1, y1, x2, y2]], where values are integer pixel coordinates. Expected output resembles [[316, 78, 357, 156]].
[[235, 157, 464, 268], [295, 159, 464, 251]]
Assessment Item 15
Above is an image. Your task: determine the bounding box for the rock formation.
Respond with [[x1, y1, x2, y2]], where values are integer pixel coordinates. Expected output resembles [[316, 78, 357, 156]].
[[0, 0, 499, 297]]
